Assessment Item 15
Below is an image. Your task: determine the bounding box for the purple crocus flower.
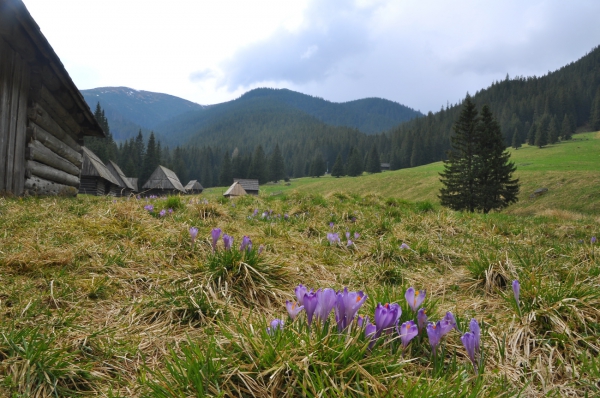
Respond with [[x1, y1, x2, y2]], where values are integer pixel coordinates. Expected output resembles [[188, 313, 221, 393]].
[[398, 320, 419, 349], [461, 332, 477, 368], [327, 233, 340, 245], [592, 236, 597, 244], [346, 240, 354, 247], [357, 315, 368, 327], [346, 231, 351, 239], [426, 322, 442, 354], [258, 244, 265, 255], [354, 232, 360, 239], [405, 287, 426, 312], [295, 284, 309, 306], [223, 234, 233, 250], [329, 222, 334, 229], [239, 235, 252, 252], [284, 214, 289, 220], [469, 318, 481, 352], [315, 288, 337, 322], [189, 227, 198, 246], [417, 308, 428, 332], [159, 209, 166, 217], [303, 291, 319, 326], [211, 228, 222, 252], [285, 301, 304, 320], [439, 311, 458, 336], [168, 208, 173, 214], [400, 242, 410, 250], [363, 317, 377, 349], [267, 319, 284, 335], [374, 302, 401, 337], [253, 209, 259, 217], [512, 280, 520, 309], [144, 204, 154, 212], [335, 287, 367, 331]]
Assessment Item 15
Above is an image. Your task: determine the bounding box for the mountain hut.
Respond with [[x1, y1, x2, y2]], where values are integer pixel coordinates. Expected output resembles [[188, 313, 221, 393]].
[[381, 163, 390, 171], [0, 0, 105, 196], [127, 178, 138, 193], [79, 147, 122, 196], [142, 165, 186, 196], [223, 181, 247, 198], [106, 160, 136, 196], [233, 178, 259, 195], [184, 180, 203, 194]]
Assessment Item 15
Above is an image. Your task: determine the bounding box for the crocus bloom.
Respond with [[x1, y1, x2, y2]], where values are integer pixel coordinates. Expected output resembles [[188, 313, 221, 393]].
[[461, 332, 477, 368], [374, 303, 401, 337], [211, 228, 222, 251], [253, 209, 259, 216], [189, 227, 198, 245], [295, 284, 309, 306], [405, 287, 426, 312], [335, 287, 367, 331], [512, 280, 520, 309], [267, 319, 284, 335], [439, 312, 458, 336], [398, 320, 419, 349], [223, 234, 233, 250], [347, 240, 354, 247], [346, 231, 351, 239], [240, 236, 252, 252], [303, 291, 319, 326], [469, 318, 481, 352], [417, 308, 428, 332], [329, 222, 334, 229], [400, 243, 410, 250], [159, 209, 166, 217], [354, 232, 360, 239], [427, 322, 442, 353], [327, 233, 340, 245], [144, 204, 154, 212], [285, 301, 304, 320], [357, 315, 368, 327], [315, 288, 337, 322], [592, 236, 597, 244], [258, 244, 265, 255], [284, 214, 289, 220]]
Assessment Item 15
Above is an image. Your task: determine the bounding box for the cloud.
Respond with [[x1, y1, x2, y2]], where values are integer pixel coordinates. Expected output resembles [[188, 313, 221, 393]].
[[189, 69, 218, 82]]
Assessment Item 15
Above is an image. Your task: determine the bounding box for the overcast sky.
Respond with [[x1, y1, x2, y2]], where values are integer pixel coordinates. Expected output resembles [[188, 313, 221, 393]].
[[22, 0, 600, 113]]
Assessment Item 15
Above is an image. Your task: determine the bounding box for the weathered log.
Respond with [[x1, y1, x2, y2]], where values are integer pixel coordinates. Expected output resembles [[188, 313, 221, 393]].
[[26, 139, 80, 176], [26, 160, 79, 187], [24, 175, 78, 197], [27, 103, 81, 151], [26, 123, 83, 167], [40, 85, 82, 135]]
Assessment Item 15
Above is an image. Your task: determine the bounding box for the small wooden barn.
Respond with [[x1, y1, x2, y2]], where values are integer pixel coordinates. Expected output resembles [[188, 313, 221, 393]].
[[79, 147, 122, 196], [106, 160, 136, 196], [142, 165, 186, 196], [0, 0, 105, 196], [233, 179, 259, 195], [184, 180, 204, 194], [381, 163, 390, 171], [223, 181, 247, 198], [127, 178, 138, 193]]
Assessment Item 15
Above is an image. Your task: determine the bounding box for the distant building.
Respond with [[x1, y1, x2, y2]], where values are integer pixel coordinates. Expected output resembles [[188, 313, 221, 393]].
[[223, 181, 247, 198], [233, 179, 259, 195], [127, 178, 138, 193], [106, 160, 136, 196], [142, 165, 186, 196], [381, 163, 390, 171], [184, 180, 204, 194], [79, 147, 122, 196], [1, 0, 105, 196]]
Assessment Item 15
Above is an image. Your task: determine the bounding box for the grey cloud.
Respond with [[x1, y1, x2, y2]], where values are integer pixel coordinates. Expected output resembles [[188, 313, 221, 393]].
[[189, 68, 218, 82]]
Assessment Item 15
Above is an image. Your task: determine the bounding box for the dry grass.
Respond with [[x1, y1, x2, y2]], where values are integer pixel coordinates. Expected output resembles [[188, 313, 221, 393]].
[[0, 192, 598, 397]]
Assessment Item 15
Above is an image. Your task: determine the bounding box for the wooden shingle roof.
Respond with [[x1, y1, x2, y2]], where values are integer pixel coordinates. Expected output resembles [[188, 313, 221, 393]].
[[142, 165, 186, 192], [184, 180, 204, 190], [81, 147, 121, 186], [106, 160, 135, 191], [233, 179, 259, 192], [224, 181, 247, 197]]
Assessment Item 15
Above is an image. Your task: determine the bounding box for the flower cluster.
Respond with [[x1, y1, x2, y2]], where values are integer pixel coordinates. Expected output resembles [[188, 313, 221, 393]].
[[209, 228, 256, 253]]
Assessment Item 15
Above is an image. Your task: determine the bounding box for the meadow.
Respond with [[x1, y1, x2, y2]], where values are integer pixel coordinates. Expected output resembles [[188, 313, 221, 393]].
[[0, 134, 599, 397]]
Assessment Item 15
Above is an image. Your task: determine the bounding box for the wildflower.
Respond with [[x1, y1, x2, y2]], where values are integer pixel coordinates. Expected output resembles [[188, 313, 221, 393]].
[[189, 227, 198, 246], [258, 244, 265, 255], [267, 319, 284, 335], [144, 204, 154, 212], [295, 284, 309, 305], [211, 228, 221, 251], [159, 209, 166, 217], [417, 308, 428, 332], [426, 322, 442, 354], [327, 233, 340, 245], [303, 291, 318, 326], [469, 318, 481, 352], [512, 280, 520, 309], [346, 240, 354, 247], [592, 236, 597, 244], [354, 232, 360, 239], [439, 311, 458, 335], [285, 301, 304, 320], [240, 235, 252, 251], [398, 320, 419, 349], [365, 319, 377, 348], [374, 302, 401, 337], [400, 242, 410, 250], [357, 315, 368, 327], [329, 222, 334, 229], [253, 209, 259, 217], [262, 211, 268, 219], [284, 214, 289, 220], [461, 332, 477, 368], [405, 287, 426, 312], [346, 231, 350, 239], [335, 287, 367, 331], [315, 288, 337, 322], [168, 208, 173, 214], [223, 234, 233, 250]]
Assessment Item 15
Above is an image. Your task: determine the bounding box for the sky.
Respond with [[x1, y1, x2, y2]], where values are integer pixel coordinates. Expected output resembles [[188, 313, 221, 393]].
[[22, 0, 600, 113]]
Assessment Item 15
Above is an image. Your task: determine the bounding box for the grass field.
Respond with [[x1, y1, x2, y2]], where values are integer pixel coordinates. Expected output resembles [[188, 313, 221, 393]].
[[0, 134, 599, 397]]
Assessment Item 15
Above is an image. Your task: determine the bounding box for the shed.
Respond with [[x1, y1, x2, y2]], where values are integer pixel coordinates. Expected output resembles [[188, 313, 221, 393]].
[[223, 181, 247, 198], [106, 160, 136, 196], [184, 180, 204, 194], [79, 147, 122, 196], [127, 178, 138, 193], [381, 163, 390, 171], [0, 0, 105, 196], [233, 179, 259, 195], [142, 165, 186, 196]]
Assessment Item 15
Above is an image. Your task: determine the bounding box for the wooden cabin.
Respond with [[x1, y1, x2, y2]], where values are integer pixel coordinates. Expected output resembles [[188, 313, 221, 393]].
[[127, 178, 138, 193], [381, 163, 390, 171], [106, 160, 136, 196], [233, 179, 259, 195], [142, 165, 186, 196], [184, 180, 204, 194], [223, 181, 247, 198], [0, 0, 105, 196], [79, 147, 122, 196]]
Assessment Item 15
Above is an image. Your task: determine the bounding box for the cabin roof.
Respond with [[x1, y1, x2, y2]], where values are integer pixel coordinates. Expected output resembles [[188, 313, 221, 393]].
[[127, 178, 138, 192], [106, 160, 136, 191], [81, 147, 121, 186], [184, 180, 204, 190], [142, 165, 186, 192], [224, 181, 247, 196], [233, 179, 259, 192]]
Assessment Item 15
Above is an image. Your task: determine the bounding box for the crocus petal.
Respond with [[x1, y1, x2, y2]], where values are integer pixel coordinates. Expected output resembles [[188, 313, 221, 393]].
[[417, 308, 428, 332], [398, 320, 419, 349], [315, 288, 337, 322], [405, 287, 416, 312], [426, 322, 442, 353], [223, 234, 233, 250], [211, 228, 222, 251], [469, 318, 481, 352], [189, 227, 198, 242], [267, 319, 284, 335], [461, 332, 477, 366], [512, 280, 520, 308], [295, 284, 308, 306], [439, 312, 458, 336], [285, 301, 304, 320], [303, 291, 318, 326]]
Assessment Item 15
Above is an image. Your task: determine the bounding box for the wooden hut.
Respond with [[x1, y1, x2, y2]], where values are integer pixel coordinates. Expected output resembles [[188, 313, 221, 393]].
[[142, 165, 186, 196], [0, 0, 105, 196], [233, 179, 259, 195], [79, 147, 122, 196], [127, 178, 138, 193], [381, 163, 390, 171], [184, 180, 204, 194], [106, 160, 136, 196], [223, 181, 247, 198]]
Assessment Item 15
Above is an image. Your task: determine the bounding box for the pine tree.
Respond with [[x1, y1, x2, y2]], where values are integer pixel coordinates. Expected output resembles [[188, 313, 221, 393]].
[[547, 116, 559, 144], [410, 135, 424, 167], [534, 123, 548, 148], [366, 145, 381, 173], [590, 87, 600, 131], [526, 123, 536, 145], [309, 152, 326, 177], [248, 145, 268, 184], [140, 132, 159, 187], [219, 151, 233, 186], [331, 152, 345, 177], [346, 147, 363, 177], [511, 128, 521, 149], [561, 114, 573, 140], [268, 144, 285, 182]]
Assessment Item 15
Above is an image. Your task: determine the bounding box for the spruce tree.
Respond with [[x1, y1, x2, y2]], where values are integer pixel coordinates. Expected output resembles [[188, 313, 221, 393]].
[[248, 145, 268, 184], [534, 123, 548, 148], [547, 116, 559, 144], [309, 152, 326, 177], [366, 146, 382, 173], [219, 152, 233, 186], [331, 153, 345, 177], [346, 147, 363, 177], [590, 87, 600, 131], [561, 114, 573, 140], [268, 144, 285, 182], [140, 132, 160, 187], [511, 128, 521, 149]]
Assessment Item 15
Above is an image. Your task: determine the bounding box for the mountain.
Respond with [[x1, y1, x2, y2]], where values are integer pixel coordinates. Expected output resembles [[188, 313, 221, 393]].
[[81, 87, 205, 141]]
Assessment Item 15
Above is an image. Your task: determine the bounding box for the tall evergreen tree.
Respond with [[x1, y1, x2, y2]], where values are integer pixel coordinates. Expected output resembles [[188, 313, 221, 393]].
[[331, 152, 345, 177], [268, 144, 285, 182], [534, 123, 548, 148], [309, 151, 326, 177], [547, 116, 559, 144], [248, 145, 268, 184], [590, 86, 600, 131], [511, 128, 521, 149], [140, 132, 160, 187], [366, 145, 382, 173], [346, 147, 363, 177], [561, 114, 573, 140], [219, 151, 233, 186]]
